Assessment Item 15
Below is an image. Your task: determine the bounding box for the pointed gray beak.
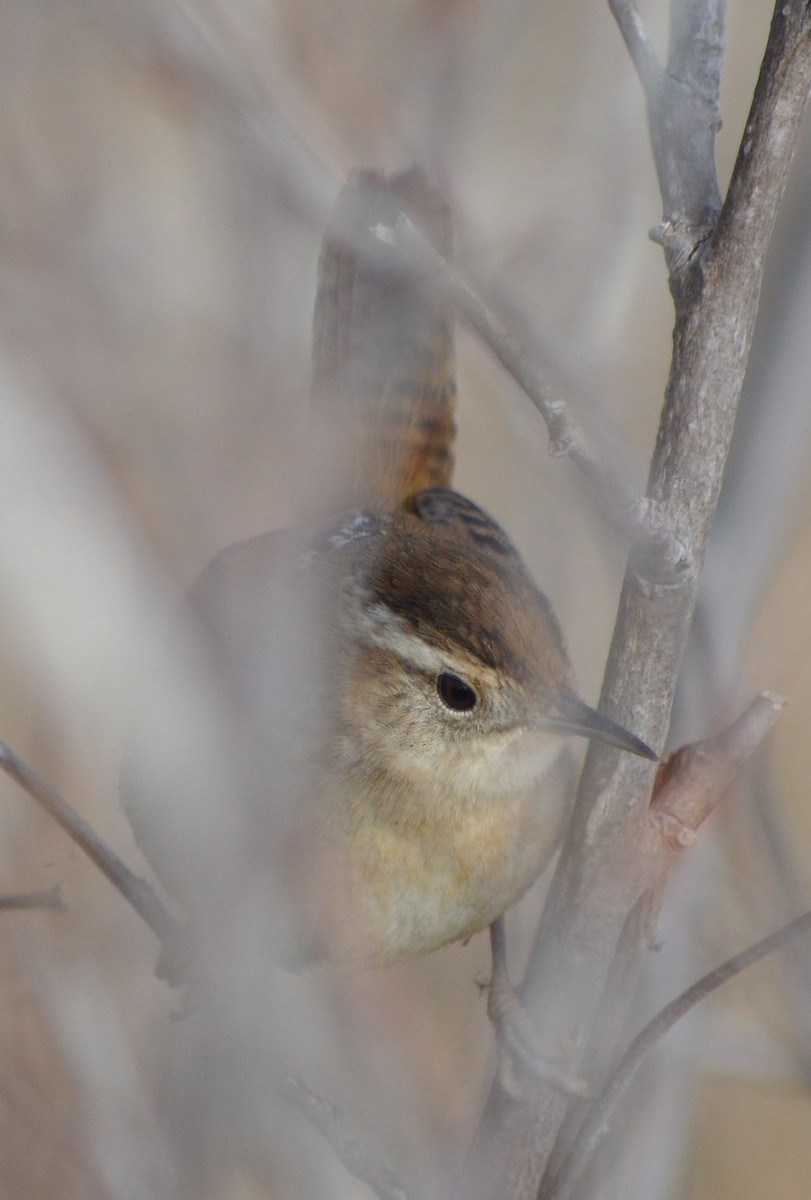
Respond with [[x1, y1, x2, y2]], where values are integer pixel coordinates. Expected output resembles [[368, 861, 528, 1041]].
[[543, 694, 658, 761]]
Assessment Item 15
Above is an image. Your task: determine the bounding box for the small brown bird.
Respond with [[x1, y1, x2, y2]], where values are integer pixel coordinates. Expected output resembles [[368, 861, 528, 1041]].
[[127, 169, 654, 969]]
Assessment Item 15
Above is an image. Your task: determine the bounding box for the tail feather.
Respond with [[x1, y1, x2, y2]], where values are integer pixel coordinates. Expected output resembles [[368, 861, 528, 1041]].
[[311, 168, 457, 512]]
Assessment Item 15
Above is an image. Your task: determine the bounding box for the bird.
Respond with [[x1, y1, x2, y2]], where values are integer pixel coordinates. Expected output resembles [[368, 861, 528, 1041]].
[[125, 167, 655, 975]]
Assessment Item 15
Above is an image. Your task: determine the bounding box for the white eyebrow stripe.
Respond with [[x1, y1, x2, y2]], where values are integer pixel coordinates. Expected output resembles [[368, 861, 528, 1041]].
[[355, 602, 448, 672]]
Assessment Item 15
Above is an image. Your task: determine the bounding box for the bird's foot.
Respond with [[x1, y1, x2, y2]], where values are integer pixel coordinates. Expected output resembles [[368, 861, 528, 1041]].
[[486, 919, 593, 1101]]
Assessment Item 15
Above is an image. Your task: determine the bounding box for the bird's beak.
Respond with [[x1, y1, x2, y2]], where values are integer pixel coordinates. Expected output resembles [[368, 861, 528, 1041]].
[[543, 693, 658, 761]]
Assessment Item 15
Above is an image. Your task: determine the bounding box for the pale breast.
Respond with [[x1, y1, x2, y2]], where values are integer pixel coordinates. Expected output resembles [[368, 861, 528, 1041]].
[[313, 743, 576, 964]]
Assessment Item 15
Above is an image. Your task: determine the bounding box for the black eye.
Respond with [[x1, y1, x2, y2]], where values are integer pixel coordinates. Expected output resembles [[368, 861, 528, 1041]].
[[437, 672, 478, 712]]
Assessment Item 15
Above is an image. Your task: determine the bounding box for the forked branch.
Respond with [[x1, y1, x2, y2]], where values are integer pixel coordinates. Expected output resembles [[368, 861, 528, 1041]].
[[374, 214, 688, 583], [469, 5, 811, 1198], [0, 739, 410, 1200], [0, 739, 177, 946], [610, 0, 724, 277], [544, 904, 811, 1200]]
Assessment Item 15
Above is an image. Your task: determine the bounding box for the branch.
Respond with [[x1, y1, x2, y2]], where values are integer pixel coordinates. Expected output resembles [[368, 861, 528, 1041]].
[[650, 691, 787, 846], [544, 906, 811, 1200], [0, 885, 66, 912], [154, 0, 691, 587], [537, 692, 786, 1187], [608, 0, 664, 93], [0, 739, 178, 947], [147, 0, 338, 225], [283, 1075, 412, 1200], [0, 738, 410, 1200], [374, 214, 688, 583], [611, 0, 724, 277], [468, 6, 811, 1196]]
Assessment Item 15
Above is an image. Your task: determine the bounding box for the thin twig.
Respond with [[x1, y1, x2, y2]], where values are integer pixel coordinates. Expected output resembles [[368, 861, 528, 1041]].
[[374, 214, 688, 583], [0, 739, 178, 947], [0, 738, 411, 1199], [650, 691, 787, 843], [610, 0, 724, 277], [607, 0, 663, 91], [544, 906, 811, 1200], [151, 0, 338, 225], [750, 765, 811, 1072], [284, 1074, 412, 1200], [0, 884, 66, 912], [155, 0, 691, 586], [541, 692, 787, 1186]]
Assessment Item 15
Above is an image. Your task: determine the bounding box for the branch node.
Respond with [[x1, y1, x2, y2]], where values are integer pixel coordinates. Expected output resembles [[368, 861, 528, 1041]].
[[651, 692, 787, 837], [547, 428, 576, 457], [631, 498, 691, 582], [650, 808, 697, 850], [648, 220, 715, 275]]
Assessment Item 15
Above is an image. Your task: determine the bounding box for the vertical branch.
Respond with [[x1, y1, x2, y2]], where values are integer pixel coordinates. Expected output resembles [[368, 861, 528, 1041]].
[[611, 0, 724, 277], [467, 4, 811, 1198], [545, 905, 811, 1200]]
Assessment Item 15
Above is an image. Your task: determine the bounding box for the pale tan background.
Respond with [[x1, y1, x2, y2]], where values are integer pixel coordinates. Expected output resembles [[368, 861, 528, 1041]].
[[0, 1, 810, 1198]]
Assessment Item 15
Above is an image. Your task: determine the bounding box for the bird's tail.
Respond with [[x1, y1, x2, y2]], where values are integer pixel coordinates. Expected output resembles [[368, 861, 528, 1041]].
[[310, 167, 457, 513]]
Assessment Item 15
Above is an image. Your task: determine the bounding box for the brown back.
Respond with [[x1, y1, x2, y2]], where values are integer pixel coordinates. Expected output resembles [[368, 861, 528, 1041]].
[[310, 168, 457, 512]]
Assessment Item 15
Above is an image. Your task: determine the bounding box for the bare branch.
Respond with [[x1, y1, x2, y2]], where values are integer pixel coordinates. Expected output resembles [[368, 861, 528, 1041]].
[[0, 737, 413, 1199], [540, 692, 787, 1186], [544, 906, 811, 1200], [0, 739, 178, 948], [650, 691, 787, 841], [283, 1074, 412, 1200], [152, 0, 694, 588], [608, 0, 664, 93], [611, 0, 724, 276], [469, 7, 811, 1196], [75, 0, 342, 227], [0, 885, 66, 912], [376, 214, 689, 583]]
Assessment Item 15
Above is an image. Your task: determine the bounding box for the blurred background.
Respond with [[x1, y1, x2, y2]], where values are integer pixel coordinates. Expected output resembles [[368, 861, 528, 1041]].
[[0, 0, 810, 1197]]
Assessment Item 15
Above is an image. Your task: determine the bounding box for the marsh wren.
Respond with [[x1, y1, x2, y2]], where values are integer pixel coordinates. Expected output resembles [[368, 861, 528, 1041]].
[[127, 169, 654, 968]]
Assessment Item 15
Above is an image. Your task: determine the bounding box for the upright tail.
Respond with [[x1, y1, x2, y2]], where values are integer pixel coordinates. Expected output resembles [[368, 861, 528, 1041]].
[[310, 168, 457, 513]]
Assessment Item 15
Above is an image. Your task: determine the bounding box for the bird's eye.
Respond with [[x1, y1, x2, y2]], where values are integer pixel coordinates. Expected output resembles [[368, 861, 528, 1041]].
[[437, 672, 478, 712]]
